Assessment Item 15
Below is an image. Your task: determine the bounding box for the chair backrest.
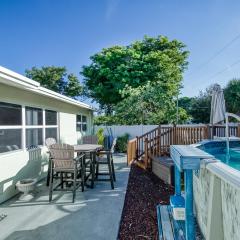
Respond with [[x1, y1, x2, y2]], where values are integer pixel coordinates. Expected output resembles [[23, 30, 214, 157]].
[[49, 143, 74, 169], [82, 135, 98, 144], [110, 138, 117, 153], [45, 138, 57, 147]]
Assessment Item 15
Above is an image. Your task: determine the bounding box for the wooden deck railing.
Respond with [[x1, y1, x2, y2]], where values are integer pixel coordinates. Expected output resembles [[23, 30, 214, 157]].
[[211, 124, 239, 137], [143, 125, 208, 168], [136, 126, 160, 159], [127, 138, 137, 165], [127, 124, 240, 169]]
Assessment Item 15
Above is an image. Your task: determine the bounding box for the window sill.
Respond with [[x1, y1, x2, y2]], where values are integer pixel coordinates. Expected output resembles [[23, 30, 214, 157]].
[[0, 149, 24, 157]]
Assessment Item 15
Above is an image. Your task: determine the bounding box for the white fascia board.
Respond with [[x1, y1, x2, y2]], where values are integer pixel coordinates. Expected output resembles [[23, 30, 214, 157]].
[[0, 66, 40, 87], [0, 65, 93, 111]]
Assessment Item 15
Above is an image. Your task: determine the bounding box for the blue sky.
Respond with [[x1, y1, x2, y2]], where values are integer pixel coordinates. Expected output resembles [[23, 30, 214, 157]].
[[1, 0, 240, 100]]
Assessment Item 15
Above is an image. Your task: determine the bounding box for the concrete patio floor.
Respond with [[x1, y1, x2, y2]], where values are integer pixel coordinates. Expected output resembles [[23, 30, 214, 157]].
[[0, 154, 129, 240]]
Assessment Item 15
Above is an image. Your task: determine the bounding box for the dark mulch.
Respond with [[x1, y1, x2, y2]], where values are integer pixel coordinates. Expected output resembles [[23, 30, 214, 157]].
[[118, 164, 204, 240], [118, 164, 174, 240]]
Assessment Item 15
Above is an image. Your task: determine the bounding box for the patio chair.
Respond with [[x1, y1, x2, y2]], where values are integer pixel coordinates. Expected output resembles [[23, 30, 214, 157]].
[[96, 138, 117, 189], [82, 135, 98, 181], [82, 135, 98, 144], [48, 143, 85, 203], [46, 138, 57, 186]]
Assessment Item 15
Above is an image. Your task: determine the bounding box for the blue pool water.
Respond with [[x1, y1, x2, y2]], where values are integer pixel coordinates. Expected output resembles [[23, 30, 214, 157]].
[[198, 140, 240, 171]]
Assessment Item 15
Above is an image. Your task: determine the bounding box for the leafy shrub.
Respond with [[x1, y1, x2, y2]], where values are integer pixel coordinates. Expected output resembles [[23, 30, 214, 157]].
[[116, 133, 130, 153], [94, 115, 117, 125], [96, 128, 104, 145]]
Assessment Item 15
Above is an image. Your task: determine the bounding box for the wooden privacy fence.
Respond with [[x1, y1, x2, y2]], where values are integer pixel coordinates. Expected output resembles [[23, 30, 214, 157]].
[[127, 124, 240, 169]]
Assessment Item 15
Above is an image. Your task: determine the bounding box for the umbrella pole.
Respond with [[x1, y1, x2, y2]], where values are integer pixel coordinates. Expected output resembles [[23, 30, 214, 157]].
[[210, 114, 213, 140], [225, 113, 230, 161]]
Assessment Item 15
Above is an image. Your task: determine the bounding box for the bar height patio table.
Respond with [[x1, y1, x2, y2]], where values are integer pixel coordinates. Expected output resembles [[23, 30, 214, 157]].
[[74, 144, 103, 188]]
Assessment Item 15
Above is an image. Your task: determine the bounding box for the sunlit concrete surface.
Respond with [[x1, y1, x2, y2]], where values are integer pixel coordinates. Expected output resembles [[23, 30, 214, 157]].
[[0, 154, 129, 240]]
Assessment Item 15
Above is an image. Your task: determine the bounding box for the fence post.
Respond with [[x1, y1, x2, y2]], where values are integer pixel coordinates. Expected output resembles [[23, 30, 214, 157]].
[[237, 124, 240, 138], [205, 124, 210, 139], [127, 140, 130, 165], [213, 125, 216, 139], [136, 136, 139, 160], [158, 125, 161, 156], [144, 138, 148, 169], [173, 124, 177, 145], [127, 140, 132, 165]]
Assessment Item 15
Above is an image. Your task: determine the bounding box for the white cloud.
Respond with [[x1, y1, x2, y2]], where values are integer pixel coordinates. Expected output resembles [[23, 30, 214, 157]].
[[105, 0, 120, 21]]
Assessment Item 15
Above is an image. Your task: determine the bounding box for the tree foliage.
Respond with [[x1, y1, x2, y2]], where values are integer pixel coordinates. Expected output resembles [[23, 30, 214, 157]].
[[25, 66, 83, 99], [94, 81, 190, 125], [178, 85, 225, 124], [114, 82, 189, 124], [224, 79, 240, 115], [190, 93, 211, 123], [82, 35, 189, 114], [116, 133, 130, 152]]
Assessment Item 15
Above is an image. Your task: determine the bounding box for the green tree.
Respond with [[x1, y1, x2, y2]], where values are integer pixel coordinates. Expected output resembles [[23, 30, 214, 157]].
[[224, 79, 240, 114], [178, 97, 194, 112], [82, 35, 189, 114], [189, 93, 211, 123], [94, 81, 190, 125], [178, 86, 216, 123], [94, 115, 117, 125], [25, 66, 83, 99]]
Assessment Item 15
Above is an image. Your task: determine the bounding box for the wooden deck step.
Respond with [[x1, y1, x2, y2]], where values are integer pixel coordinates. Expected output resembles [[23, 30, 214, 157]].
[[157, 205, 185, 240], [152, 157, 174, 185]]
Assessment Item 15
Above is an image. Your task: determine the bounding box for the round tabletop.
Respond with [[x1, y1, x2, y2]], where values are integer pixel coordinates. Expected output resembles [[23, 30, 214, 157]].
[[74, 144, 103, 152]]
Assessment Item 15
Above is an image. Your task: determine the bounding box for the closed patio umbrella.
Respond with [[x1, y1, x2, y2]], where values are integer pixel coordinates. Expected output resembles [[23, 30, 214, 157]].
[[210, 84, 226, 138]]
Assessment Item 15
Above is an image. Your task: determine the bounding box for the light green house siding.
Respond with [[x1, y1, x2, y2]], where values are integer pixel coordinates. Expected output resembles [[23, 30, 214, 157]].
[[0, 82, 93, 203]]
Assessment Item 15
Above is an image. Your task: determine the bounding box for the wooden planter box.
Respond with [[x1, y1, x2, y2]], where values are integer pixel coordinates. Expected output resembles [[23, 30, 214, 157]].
[[152, 156, 174, 186]]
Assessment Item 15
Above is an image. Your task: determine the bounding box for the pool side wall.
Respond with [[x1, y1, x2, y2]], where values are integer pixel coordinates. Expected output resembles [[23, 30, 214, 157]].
[[193, 163, 240, 240]]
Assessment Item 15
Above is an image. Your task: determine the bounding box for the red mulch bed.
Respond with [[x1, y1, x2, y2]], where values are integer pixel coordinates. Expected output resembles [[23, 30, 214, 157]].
[[118, 163, 203, 240], [118, 164, 174, 240]]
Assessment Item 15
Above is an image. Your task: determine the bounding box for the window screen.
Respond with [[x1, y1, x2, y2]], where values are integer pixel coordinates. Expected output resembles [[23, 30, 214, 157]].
[[45, 110, 57, 125], [26, 107, 43, 125], [0, 102, 22, 125], [26, 128, 43, 148], [45, 128, 57, 140]]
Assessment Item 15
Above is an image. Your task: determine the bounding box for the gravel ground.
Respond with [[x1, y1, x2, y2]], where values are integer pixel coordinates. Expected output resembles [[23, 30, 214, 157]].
[[118, 163, 204, 240]]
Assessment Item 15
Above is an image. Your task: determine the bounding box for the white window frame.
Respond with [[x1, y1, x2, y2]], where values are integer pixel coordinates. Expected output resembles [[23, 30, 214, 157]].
[[76, 114, 88, 132], [0, 102, 23, 154], [0, 101, 59, 154], [44, 109, 59, 142], [25, 106, 44, 148], [25, 107, 59, 148]]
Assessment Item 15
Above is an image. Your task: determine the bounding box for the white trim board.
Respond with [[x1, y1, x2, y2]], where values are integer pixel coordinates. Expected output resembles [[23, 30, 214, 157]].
[[0, 65, 93, 110]]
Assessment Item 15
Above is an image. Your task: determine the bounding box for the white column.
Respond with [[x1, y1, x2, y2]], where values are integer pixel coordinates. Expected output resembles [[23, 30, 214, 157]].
[[22, 106, 26, 150], [43, 109, 46, 145]]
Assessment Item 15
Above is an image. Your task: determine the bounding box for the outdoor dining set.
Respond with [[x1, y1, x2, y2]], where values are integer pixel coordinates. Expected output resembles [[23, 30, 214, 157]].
[[45, 136, 117, 202]]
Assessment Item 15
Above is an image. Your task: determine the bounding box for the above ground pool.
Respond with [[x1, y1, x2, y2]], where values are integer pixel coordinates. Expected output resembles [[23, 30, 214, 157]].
[[197, 139, 240, 171]]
